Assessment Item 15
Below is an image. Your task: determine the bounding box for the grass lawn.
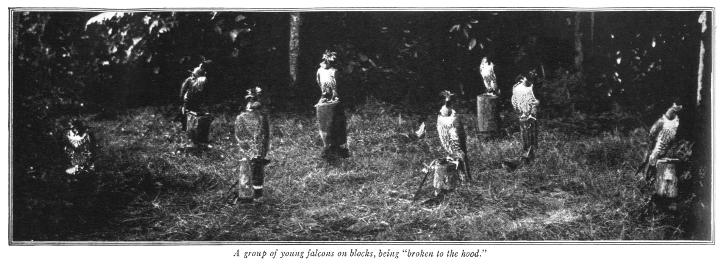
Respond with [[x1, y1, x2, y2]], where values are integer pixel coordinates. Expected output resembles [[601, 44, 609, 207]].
[[12, 100, 701, 241]]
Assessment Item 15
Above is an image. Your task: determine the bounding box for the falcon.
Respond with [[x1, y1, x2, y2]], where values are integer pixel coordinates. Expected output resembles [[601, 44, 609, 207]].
[[511, 73, 539, 120], [636, 102, 683, 180], [179, 60, 213, 149], [234, 86, 271, 202], [235, 86, 270, 160], [180, 62, 209, 117], [64, 119, 96, 175], [316, 50, 339, 104], [479, 57, 498, 95], [436, 90, 471, 182]]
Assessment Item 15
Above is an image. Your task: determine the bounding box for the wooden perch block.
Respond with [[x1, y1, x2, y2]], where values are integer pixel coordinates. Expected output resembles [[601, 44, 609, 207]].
[[655, 158, 680, 199], [237, 158, 269, 200], [519, 116, 538, 160], [237, 158, 254, 199], [477, 94, 501, 137], [432, 159, 460, 196], [316, 101, 347, 148], [186, 112, 214, 144]]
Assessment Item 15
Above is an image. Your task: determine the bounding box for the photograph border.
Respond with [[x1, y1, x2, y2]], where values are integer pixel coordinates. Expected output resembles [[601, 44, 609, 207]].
[[5, 4, 717, 248]]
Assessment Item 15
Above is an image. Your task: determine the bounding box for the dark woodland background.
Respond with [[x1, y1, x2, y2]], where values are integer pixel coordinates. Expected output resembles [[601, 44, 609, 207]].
[[11, 10, 712, 241]]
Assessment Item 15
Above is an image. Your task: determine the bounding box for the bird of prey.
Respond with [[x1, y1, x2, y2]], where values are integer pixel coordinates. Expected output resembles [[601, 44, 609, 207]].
[[479, 57, 498, 96], [511, 73, 540, 120], [234, 86, 271, 202], [64, 119, 96, 175], [235, 86, 270, 160], [179, 61, 213, 149], [636, 102, 683, 180], [436, 90, 472, 182], [316, 50, 339, 104], [180, 62, 209, 117]]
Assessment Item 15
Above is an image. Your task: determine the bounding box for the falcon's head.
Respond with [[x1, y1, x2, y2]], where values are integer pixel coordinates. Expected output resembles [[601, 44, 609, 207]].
[[515, 71, 536, 87], [665, 102, 683, 119], [321, 50, 337, 66], [439, 90, 456, 116], [68, 119, 88, 134], [481, 56, 492, 66], [245, 86, 264, 110], [189, 57, 212, 77], [245, 86, 263, 99]]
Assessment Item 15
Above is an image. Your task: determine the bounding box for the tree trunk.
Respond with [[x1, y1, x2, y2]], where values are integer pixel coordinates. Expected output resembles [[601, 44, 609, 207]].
[[688, 10, 712, 240], [696, 11, 707, 107], [288, 12, 302, 88], [573, 12, 584, 73], [589, 12, 595, 56]]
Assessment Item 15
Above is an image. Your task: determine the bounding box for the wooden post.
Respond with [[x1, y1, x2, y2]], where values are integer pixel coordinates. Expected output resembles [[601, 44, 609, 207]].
[[573, 12, 584, 73], [316, 101, 348, 158], [697, 11, 708, 107], [431, 158, 459, 197], [477, 94, 501, 139], [237, 157, 270, 201], [186, 112, 214, 146], [655, 158, 680, 199], [237, 158, 254, 200], [519, 116, 538, 161]]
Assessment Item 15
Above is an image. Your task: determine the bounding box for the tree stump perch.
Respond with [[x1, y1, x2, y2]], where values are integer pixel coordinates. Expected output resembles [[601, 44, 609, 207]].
[[236, 157, 271, 202], [186, 111, 214, 146], [519, 116, 538, 161], [316, 101, 349, 158], [431, 159, 460, 197], [477, 94, 501, 139], [654, 158, 680, 199]]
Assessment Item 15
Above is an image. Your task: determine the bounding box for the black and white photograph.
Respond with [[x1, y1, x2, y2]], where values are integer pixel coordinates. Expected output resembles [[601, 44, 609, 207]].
[[3, 1, 719, 263]]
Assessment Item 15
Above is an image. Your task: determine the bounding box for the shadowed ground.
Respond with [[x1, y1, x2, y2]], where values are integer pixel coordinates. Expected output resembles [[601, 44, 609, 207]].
[[12, 100, 706, 241]]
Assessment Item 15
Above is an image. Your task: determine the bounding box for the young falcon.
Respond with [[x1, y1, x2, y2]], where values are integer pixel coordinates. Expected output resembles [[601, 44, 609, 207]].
[[479, 56, 498, 96], [511, 72, 540, 120], [316, 50, 339, 104], [436, 90, 472, 182], [235, 86, 270, 161], [636, 102, 683, 180], [64, 119, 96, 175], [180, 62, 209, 117]]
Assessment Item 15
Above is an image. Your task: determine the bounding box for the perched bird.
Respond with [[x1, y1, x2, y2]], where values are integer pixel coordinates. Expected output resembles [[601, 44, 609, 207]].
[[636, 102, 683, 180], [511, 73, 540, 120], [64, 119, 96, 175], [179, 60, 213, 149], [180, 62, 209, 117], [479, 57, 498, 95], [316, 50, 339, 104], [436, 90, 471, 182], [235, 86, 270, 160], [234, 87, 271, 202]]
